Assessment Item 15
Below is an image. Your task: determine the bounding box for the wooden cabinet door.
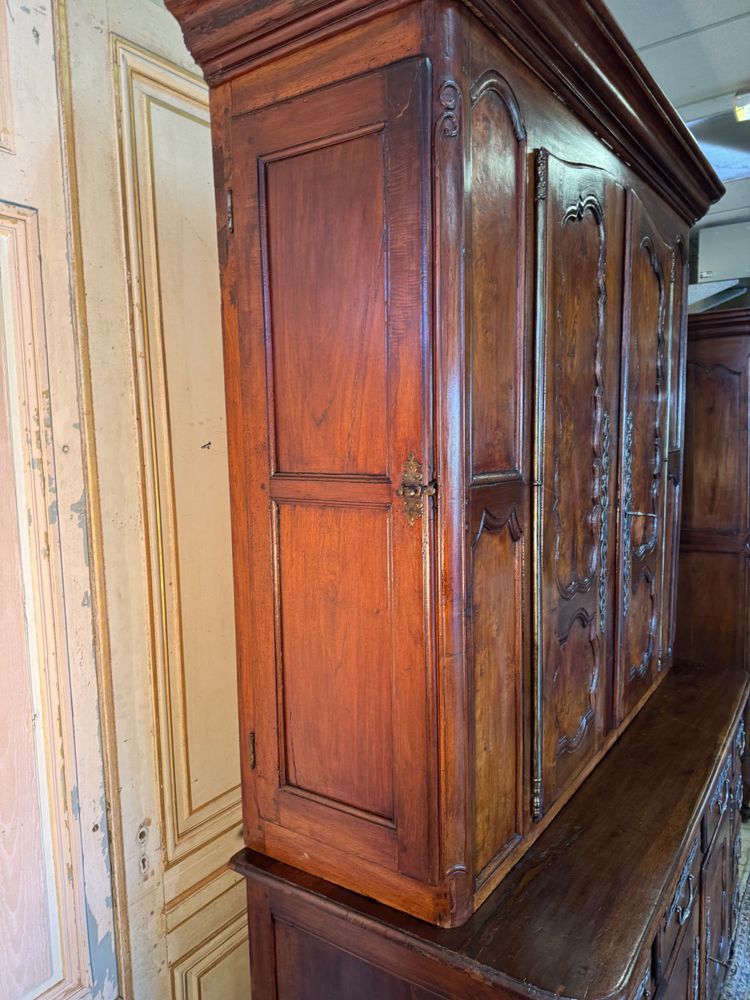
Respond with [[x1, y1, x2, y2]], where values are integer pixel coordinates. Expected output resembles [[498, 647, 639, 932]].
[[701, 811, 732, 1000], [532, 151, 624, 819], [228, 61, 435, 885], [655, 914, 701, 1000], [616, 192, 670, 723]]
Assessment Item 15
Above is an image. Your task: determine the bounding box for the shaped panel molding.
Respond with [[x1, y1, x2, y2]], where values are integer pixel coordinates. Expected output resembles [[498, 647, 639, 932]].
[[532, 152, 624, 820], [114, 39, 241, 865]]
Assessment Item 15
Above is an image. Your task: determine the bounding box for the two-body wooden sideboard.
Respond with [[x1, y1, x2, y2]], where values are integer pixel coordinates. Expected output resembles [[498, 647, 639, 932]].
[[677, 307, 750, 818], [163, 0, 733, 994]]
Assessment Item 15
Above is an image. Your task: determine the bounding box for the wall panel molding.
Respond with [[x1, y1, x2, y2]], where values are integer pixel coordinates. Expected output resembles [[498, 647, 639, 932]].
[[113, 36, 241, 869], [170, 912, 250, 1000], [0, 203, 90, 999]]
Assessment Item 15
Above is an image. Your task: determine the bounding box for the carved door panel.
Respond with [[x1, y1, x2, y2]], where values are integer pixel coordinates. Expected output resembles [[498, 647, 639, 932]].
[[230, 62, 435, 883], [616, 192, 670, 724], [677, 333, 750, 669], [532, 151, 624, 820], [701, 811, 731, 1000]]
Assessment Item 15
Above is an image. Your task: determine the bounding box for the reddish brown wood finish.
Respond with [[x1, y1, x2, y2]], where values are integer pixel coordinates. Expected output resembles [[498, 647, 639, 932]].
[[167, 0, 721, 926], [531, 153, 623, 819], [230, 60, 439, 910], [615, 193, 671, 723], [234, 664, 749, 1000]]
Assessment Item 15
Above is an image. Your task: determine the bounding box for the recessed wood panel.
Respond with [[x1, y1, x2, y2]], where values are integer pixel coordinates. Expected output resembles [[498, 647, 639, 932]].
[[472, 506, 523, 876], [265, 131, 388, 477], [277, 503, 394, 819], [469, 72, 525, 480], [273, 919, 444, 1000], [676, 552, 745, 670], [683, 359, 744, 535]]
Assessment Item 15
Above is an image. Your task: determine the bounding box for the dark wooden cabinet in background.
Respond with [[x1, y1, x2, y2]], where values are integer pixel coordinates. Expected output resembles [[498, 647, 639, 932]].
[[167, 0, 721, 929], [677, 308, 750, 817]]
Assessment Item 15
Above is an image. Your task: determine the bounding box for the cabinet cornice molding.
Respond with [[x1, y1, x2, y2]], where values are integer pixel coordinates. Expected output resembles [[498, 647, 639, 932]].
[[166, 0, 722, 225], [688, 307, 750, 341]]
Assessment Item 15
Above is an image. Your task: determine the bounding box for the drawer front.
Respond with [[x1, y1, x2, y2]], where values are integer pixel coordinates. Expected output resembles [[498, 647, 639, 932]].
[[632, 956, 656, 1000], [702, 809, 732, 1000], [658, 835, 702, 980], [704, 749, 733, 851], [731, 718, 745, 828]]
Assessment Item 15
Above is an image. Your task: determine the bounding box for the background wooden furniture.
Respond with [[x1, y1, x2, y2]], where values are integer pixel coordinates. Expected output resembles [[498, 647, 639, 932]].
[[237, 664, 749, 1000], [677, 307, 750, 819], [166, 0, 722, 928]]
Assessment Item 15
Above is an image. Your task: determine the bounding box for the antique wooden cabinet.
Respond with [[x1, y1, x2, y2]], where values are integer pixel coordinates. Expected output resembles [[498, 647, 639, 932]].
[[677, 307, 750, 817], [166, 0, 722, 926]]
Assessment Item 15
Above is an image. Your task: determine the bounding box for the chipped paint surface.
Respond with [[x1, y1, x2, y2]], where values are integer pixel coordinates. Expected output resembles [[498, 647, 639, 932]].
[[1, 0, 119, 997], [86, 903, 118, 998], [70, 492, 89, 566]]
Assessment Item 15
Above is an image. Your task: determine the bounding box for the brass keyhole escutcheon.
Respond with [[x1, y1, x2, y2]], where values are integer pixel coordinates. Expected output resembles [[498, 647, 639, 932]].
[[396, 452, 437, 526]]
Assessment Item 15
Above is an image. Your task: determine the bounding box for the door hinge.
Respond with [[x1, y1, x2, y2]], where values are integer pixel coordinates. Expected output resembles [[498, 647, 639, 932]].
[[248, 731, 256, 770], [226, 189, 234, 234]]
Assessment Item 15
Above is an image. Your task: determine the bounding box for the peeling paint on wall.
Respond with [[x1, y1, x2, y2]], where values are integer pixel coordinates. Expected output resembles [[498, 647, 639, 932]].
[[85, 902, 118, 998], [70, 492, 89, 566]]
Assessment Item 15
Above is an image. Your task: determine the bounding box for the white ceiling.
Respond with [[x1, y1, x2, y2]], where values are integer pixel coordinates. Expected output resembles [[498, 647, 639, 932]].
[[606, 0, 750, 228]]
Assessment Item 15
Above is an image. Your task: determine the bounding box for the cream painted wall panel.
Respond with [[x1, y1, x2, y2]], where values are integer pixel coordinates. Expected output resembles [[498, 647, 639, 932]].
[[132, 91, 239, 844], [170, 915, 250, 1000], [0, 0, 118, 995], [0, 209, 56, 999], [65, 2, 247, 995], [0, 2, 14, 151], [113, 34, 243, 869]]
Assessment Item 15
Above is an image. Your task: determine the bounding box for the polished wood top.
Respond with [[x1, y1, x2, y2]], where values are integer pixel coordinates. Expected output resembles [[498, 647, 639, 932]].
[[233, 663, 750, 999]]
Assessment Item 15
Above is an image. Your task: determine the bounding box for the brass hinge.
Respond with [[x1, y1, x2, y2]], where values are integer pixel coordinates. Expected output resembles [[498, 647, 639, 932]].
[[248, 731, 256, 770], [226, 189, 234, 234]]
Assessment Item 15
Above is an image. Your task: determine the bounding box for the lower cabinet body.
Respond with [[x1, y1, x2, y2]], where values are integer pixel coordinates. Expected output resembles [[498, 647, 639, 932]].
[[234, 665, 748, 1000]]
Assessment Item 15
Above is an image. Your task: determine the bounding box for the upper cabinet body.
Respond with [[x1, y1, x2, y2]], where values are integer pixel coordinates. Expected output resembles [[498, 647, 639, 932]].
[[167, 0, 721, 926]]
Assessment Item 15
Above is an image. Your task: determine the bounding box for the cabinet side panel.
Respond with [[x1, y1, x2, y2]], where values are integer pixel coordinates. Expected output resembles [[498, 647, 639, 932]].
[[228, 59, 438, 909], [471, 501, 524, 878], [468, 73, 525, 481]]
